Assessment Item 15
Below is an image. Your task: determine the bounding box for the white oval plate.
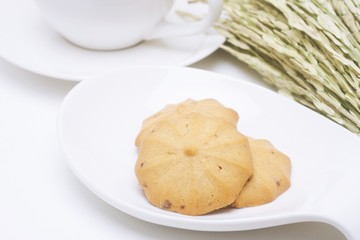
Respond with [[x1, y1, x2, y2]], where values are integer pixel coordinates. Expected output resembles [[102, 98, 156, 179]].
[[58, 66, 360, 238], [0, 0, 224, 81]]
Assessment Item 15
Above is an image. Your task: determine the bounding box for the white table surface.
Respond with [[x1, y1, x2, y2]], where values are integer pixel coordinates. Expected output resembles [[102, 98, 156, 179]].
[[0, 49, 347, 239]]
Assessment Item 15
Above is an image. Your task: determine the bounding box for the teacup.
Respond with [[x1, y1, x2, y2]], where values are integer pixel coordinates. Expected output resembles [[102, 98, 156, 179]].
[[34, 0, 223, 50]]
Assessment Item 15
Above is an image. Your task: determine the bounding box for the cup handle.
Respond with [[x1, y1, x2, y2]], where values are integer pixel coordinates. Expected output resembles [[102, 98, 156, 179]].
[[145, 0, 223, 40]]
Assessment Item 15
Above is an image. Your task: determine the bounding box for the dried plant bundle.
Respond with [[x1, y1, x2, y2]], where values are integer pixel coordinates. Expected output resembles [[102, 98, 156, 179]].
[[214, 0, 360, 134]]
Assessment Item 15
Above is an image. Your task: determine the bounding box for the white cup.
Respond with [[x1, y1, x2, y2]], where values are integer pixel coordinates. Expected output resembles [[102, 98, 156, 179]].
[[34, 0, 223, 50]]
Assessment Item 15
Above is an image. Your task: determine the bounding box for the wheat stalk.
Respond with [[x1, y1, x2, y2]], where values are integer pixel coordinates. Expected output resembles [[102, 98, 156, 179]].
[[216, 0, 360, 134]]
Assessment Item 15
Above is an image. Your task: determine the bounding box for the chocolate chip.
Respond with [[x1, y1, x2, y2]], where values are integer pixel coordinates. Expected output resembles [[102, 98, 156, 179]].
[[276, 180, 281, 187], [162, 200, 172, 209]]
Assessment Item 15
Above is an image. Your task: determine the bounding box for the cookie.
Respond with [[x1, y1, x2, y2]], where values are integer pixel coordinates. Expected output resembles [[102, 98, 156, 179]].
[[135, 98, 239, 147], [135, 113, 253, 215], [233, 138, 291, 208]]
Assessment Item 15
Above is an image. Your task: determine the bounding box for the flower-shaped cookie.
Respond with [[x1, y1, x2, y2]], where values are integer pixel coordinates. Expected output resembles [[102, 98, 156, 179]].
[[135, 113, 253, 215]]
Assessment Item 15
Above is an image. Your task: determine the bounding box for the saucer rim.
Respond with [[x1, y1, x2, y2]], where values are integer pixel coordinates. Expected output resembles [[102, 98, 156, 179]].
[[0, 0, 226, 81]]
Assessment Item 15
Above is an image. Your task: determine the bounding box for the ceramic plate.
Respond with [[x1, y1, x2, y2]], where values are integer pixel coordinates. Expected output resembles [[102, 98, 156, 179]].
[[57, 66, 360, 239], [0, 0, 225, 81]]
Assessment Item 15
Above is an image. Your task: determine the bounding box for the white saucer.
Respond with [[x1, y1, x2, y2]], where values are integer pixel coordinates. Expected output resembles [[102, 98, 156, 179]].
[[0, 0, 225, 81], [58, 66, 360, 239]]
